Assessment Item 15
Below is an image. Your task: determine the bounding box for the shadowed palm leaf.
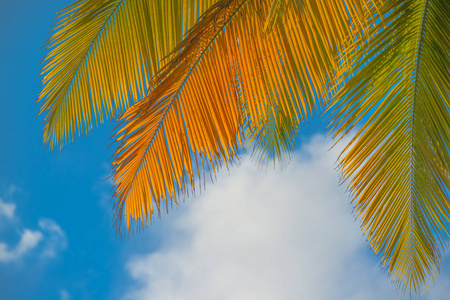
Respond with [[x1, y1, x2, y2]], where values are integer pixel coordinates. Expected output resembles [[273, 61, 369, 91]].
[[327, 0, 450, 294]]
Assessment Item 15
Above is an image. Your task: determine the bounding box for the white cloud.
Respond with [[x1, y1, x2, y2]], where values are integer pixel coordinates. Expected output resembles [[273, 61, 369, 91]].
[[122, 135, 449, 300], [39, 218, 67, 257], [0, 229, 43, 262], [0, 194, 67, 263], [0, 198, 15, 219], [60, 289, 71, 300]]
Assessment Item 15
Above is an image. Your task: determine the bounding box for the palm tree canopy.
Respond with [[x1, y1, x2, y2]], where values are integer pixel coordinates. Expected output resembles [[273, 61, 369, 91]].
[[38, 0, 450, 295]]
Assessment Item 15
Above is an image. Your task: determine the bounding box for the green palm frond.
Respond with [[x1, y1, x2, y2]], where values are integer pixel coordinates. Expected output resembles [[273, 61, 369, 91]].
[[327, 0, 450, 293], [38, 0, 219, 149], [111, 0, 375, 231]]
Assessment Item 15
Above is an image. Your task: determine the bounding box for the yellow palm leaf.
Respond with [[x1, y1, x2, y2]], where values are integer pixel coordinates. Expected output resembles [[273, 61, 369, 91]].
[[38, 0, 220, 149], [327, 0, 450, 294]]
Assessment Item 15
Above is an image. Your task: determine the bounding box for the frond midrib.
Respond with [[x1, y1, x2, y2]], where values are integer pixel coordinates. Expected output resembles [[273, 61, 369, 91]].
[[119, 0, 250, 207], [405, 0, 430, 279], [40, 0, 125, 125]]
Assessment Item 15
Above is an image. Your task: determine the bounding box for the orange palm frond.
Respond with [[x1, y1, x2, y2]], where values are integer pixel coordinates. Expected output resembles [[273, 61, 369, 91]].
[[111, 0, 377, 232]]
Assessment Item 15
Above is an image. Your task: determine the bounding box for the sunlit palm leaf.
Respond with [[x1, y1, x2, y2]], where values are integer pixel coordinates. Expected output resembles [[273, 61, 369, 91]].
[[328, 0, 450, 293], [252, 0, 378, 164], [263, 0, 301, 30], [112, 0, 375, 231], [38, 0, 219, 149]]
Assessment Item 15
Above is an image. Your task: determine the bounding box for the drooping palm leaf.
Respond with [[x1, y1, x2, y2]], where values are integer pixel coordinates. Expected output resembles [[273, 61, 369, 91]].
[[38, 0, 220, 149], [328, 0, 450, 293], [111, 0, 376, 231]]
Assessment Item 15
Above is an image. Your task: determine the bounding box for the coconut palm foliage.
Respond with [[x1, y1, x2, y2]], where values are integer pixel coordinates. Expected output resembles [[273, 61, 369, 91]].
[[38, 0, 450, 294], [112, 0, 376, 230], [327, 0, 450, 294], [38, 0, 220, 149]]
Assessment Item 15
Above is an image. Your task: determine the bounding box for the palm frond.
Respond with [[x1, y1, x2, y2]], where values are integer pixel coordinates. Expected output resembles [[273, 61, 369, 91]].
[[327, 0, 450, 293], [263, 0, 301, 31], [111, 0, 377, 231], [38, 0, 219, 149]]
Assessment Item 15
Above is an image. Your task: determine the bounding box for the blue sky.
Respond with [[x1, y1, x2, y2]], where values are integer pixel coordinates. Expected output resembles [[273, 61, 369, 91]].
[[1, 1, 450, 300]]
